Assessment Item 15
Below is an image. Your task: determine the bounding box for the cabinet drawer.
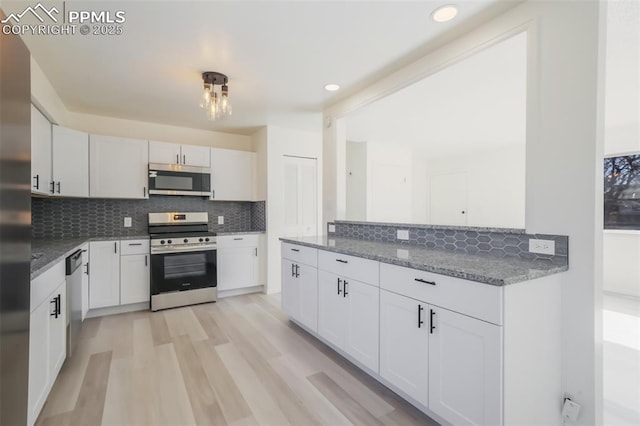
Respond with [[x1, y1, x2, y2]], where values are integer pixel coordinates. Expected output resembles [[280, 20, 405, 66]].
[[318, 250, 379, 285], [281, 243, 317, 267], [379, 262, 502, 325], [31, 260, 66, 312], [217, 234, 259, 249], [120, 239, 149, 255]]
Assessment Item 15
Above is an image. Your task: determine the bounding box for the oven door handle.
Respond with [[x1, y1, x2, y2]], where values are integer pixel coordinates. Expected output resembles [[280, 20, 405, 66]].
[[151, 245, 217, 254]]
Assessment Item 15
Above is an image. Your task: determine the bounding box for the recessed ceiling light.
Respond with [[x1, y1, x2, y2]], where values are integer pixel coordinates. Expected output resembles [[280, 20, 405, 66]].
[[324, 84, 340, 92], [432, 5, 458, 23]]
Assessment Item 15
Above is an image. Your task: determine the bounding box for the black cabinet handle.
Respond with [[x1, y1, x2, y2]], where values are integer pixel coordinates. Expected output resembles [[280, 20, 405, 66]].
[[291, 248, 300, 252], [336, 259, 348, 264], [295, 264, 300, 278], [414, 278, 436, 286], [56, 181, 61, 194], [337, 278, 342, 295], [50, 181, 55, 194], [50, 298, 58, 318], [144, 187, 147, 197], [33, 175, 39, 189], [418, 304, 424, 328], [430, 309, 436, 334], [343, 280, 348, 297], [233, 238, 243, 241], [145, 255, 148, 266], [84, 263, 89, 275], [254, 247, 258, 257], [291, 263, 295, 277], [128, 243, 142, 246], [176, 154, 179, 164], [114, 242, 117, 253], [183, 154, 186, 164]]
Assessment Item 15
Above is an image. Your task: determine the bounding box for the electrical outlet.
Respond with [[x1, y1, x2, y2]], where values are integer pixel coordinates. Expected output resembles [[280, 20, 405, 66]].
[[397, 229, 409, 240], [529, 239, 555, 255], [396, 249, 409, 259], [217, 216, 224, 225], [123, 217, 132, 228], [562, 397, 581, 422], [328, 224, 336, 233]]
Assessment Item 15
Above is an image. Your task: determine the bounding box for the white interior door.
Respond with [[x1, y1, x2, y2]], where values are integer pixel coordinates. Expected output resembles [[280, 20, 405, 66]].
[[283, 155, 317, 236], [430, 172, 468, 226], [371, 163, 411, 223]]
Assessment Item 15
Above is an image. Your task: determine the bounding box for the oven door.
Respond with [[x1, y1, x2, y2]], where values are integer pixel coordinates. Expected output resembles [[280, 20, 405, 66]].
[[150, 249, 217, 295], [148, 163, 211, 196]]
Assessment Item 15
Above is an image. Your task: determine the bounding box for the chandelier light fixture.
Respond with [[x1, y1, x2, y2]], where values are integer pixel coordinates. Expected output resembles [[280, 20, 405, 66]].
[[200, 71, 232, 121]]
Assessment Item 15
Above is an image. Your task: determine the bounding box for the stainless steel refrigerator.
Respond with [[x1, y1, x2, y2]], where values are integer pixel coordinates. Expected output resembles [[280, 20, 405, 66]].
[[0, 7, 32, 425]]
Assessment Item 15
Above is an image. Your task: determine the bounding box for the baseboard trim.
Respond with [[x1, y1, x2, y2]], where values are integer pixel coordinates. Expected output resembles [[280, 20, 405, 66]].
[[86, 302, 149, 318], [218, 285, 264, 299]]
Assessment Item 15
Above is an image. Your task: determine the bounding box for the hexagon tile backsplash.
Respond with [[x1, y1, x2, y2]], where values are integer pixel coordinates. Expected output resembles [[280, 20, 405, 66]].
[[32, 196, 266, 240], [327, 220, 568, 266]]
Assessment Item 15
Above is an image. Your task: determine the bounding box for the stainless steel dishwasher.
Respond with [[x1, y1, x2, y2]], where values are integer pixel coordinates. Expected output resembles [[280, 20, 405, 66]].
[[66, 250, 83, 357]]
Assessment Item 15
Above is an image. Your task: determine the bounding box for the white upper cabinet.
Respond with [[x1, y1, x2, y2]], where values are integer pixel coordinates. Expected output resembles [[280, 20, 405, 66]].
[[210, 148, 255, 201], [180, 144, 210, 167], [149, 141, 210, 167], [31, 105, 52, 195], [90, 135, 149, 199], [148, 140, 181, 165], [51, 125, 89, 197]]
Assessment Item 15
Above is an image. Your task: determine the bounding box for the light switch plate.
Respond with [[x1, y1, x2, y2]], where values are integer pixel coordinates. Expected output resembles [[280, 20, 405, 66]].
[[218, 216, 224, 225], [397, 230, 409, 240], [529, 239, 555, 255], [124, 217, 132, 228], [396, 249, 409, 259]]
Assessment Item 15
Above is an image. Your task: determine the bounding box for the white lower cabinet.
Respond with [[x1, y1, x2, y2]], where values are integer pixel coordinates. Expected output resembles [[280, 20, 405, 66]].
[[89, 241, 120, 309], [282, 242, 508, 426], [379, 289, 429, 407], [81, 244, 89, 320], [318, 270, 379, 373], [282, 258, 318, 332], [428, 306, 502, 426], [120, 253, 150, 305], [90, 239, 150, 309], [29, 273, 66, 426], [217, 235, 259, 292]]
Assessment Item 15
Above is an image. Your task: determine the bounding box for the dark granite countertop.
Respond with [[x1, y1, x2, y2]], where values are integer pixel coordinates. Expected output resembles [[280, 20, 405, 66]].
[[31, 235, 150, 280], [279, 236, 568, 286]]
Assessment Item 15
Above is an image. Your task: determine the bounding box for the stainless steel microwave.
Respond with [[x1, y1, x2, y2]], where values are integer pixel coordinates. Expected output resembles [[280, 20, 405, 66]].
[[148, 163, 211, 196]]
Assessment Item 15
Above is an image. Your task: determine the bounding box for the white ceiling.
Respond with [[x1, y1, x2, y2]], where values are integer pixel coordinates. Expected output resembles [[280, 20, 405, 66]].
[[11, 0, 517, 135], [345, 31, 527, 159]]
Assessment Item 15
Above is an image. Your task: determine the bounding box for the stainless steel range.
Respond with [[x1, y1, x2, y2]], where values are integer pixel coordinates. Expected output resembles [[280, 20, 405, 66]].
[[149, 212, 217, 311]]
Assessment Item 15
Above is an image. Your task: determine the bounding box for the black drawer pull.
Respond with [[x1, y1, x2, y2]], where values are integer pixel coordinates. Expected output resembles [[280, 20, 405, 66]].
[[336, 259, 348, 264], [128, 243, 143, 246], [337, 278, 342, 295], [430, 309, 436, 334], [233, 238, 244, 241], [343, 280, 348, 297], [418, 304, 424, 328], [414, 278, 436, 286], [291, 248, 300, 252]]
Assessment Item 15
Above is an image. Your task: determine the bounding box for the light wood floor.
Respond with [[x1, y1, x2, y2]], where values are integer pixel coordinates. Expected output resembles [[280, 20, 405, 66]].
[[36, 293, 439, 426]]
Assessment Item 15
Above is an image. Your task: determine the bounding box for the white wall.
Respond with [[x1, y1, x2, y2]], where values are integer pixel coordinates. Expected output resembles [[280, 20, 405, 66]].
[[253, 125, 322, 294], [324, 1, 603, 424], [425, 145, 525, 229], [603, 231, 640, 297], [30, 57, 252, 151], [602, 1, 640, 298]]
